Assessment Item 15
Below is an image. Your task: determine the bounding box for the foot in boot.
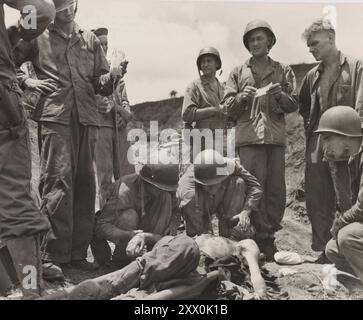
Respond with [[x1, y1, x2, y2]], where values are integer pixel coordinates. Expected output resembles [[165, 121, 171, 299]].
[[258, 238, 278, 262], [314, 252, 330, 264], [71, 259, 97, 271], [42, 262, 65, 282]]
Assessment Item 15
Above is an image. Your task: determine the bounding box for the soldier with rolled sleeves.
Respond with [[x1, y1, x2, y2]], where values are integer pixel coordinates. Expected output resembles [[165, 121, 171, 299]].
[[299, 19, 363, 261], [13, 0, 125, 281], [221, 20, 298, 258], [0, 0, 55, 299], [182, 47, 226, 161], [314, 106, 363, 285]]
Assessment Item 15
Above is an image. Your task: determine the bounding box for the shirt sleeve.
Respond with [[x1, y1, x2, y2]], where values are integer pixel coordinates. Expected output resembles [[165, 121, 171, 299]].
[[220, 67, 245, 121], [275, 65, 298, 114], [340, 152, 363, 225], [181, 81, 199, 124], [13, 39, 36, 88], [92, 35, 114, 96], [298, 74, 312, 130]]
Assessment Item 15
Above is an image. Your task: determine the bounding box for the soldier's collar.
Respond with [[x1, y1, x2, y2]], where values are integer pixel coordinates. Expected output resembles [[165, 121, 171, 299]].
[[246, 56, 278, 68], [317, 51, 347, 73], [49, 22, 84, 39]]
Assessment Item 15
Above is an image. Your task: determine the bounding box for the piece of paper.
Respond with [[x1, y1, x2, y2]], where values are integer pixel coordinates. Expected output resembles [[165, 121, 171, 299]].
[[255, 82, 273, 98]]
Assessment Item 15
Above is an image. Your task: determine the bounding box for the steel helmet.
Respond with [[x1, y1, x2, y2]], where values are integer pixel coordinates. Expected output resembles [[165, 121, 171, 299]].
[[243, 19, 277, 50], [194, 149, 234, 186], [53, 0, 77, 12], [315, 106, 362, 137], [139, 164, 179, 192], [196, 47, 222, 71]]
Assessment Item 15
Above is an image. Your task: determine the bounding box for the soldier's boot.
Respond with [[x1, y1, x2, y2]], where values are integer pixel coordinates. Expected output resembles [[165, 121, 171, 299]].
[[6, 235, 44, 299]]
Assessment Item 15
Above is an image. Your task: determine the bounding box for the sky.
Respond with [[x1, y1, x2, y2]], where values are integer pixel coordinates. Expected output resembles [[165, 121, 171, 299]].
[[4, 0, 363, 104]]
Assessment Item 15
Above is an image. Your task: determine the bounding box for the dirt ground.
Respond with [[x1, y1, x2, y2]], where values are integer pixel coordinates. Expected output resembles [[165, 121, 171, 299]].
[[2, 206, 363, 300]]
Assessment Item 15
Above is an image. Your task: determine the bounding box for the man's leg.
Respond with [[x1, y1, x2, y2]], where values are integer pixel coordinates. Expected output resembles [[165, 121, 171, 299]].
[[325, 238, 355, 275], [335, 223, 363, 283], [0, 125, 50, 297], [39, 122, 73, 266], [238, 145, 271, 237], [219, 176, 247, 239], [238, 145, 279, 259], [71, 120, 98, 267], [94, 127, 114, 212], [68, 235, 200, 299], [94, 208, 139, 267], [92, 127, 114, 267], [305, 134, 336, 252], [138, 235, 200, 289], [266, 145, 286, 233], [111, 209, 139, 267], [116, 126, 135, 177], [329, 160, 352, 213]]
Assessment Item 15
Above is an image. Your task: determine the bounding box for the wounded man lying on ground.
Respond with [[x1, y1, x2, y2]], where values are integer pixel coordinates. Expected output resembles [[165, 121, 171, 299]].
[[57, 234, 200, 300], [46, 232, 279, 300], [91, 163, 182, 268]]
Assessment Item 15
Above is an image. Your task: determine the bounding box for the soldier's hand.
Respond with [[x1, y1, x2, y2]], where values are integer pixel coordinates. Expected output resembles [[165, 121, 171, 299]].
[[110, 62, 127, 78], [267, 83, 282, 99], [238, 210, 251, 232], [126, 233, 146, 258], [237, 86, 256, 106], [24, 78, 58, 95]]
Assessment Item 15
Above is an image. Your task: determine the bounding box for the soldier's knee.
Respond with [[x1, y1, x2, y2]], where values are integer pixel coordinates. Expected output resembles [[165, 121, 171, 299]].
[[337, 224, 356, 253], [325, 239, 337, 262], [115, 209, 139, 230]]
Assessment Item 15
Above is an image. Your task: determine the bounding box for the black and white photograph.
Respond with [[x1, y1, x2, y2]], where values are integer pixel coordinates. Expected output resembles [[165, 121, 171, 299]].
[[1, 0, 363, 305]]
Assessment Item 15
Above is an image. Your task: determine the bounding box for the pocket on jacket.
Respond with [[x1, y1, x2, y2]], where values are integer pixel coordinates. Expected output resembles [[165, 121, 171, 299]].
[[234, 120, 256, 146], [337, 84, 353, 106]]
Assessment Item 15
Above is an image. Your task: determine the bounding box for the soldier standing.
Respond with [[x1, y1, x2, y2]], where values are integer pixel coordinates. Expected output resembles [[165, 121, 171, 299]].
[[221, 20, 298, 259], [0, 0, 55, 299], [14, 0, 124, 280], [299, 19, 363, 261]]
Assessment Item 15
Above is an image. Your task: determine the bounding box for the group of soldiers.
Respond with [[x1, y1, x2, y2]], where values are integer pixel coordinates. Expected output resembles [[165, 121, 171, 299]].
[[1, 0, 363, 300]]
